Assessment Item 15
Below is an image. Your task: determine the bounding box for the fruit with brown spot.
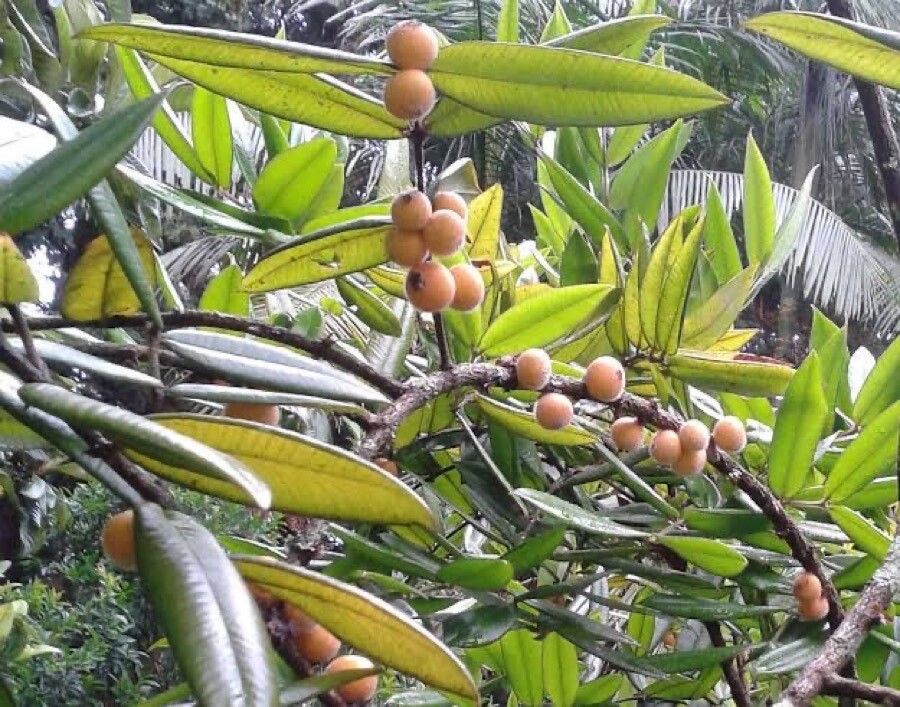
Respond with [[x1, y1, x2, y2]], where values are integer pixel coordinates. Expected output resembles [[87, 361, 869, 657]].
[[385, 21, 438, 70], [422, 209, 466, 256], [101, 510, 137, 572], [535, 393, 574, 430], [387, 228, 428, 268], [713, 416, 747, 453], [391, 190, 432, 230], [650, 429, 682, 466], [405, 261, 455, 312], [584, 356, 625, 402], [449, 263, 485, 311], [610, 417, 644, 452], [325, 655, 379, 703], [383, 69, 435, 121], [515, 348, 551, 391]]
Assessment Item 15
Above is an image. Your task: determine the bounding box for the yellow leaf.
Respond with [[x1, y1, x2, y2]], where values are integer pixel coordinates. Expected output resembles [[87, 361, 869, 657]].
[[466, 184, 503, 261], [0, 234, 38, 303]]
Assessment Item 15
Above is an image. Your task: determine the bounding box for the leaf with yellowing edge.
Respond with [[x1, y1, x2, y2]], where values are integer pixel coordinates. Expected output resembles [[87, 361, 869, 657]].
[[233, 555, 478, 701], [466, 184, 503, 261], [0, 234, 38, 303]]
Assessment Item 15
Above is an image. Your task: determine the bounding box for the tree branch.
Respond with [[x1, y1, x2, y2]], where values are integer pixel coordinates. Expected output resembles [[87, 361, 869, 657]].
[[821, 675, 900, 705], [776, 527, 900, 707]]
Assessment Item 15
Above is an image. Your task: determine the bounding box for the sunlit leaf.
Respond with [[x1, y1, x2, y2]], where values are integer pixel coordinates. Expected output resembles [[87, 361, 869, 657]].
[[666, 352, 793, 397], [828, 506, 891, 560], [191, 86, 232, 189], [742, 133, 775, 265], [655, 536, 748, 577], [466, 184, 503, 261], [198, 264, 249, 317], [0, 234, 38, 303], [853, 334, 900, 425]]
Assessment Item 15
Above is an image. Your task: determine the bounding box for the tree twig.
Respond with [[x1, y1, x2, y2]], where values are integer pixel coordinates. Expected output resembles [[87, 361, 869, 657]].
[[7, 305, 49, 378], [821, 675, 900, 706]]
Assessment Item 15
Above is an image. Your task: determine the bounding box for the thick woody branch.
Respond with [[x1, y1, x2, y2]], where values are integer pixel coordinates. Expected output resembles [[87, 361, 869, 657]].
[[821, 675, 900, 705], [776, 529, 900, 707]]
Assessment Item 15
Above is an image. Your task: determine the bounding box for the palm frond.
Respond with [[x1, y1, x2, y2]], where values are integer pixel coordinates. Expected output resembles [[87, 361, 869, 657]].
[[661, 169, 900, 333]]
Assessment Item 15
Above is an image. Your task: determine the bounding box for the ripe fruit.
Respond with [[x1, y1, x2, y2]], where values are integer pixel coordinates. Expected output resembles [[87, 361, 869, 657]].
[[662, 631, 677, 649], [405, 261, 455, 312], [650, 429, 682, 466], [325, 655, 379, 703], [673, 449, 707, 476], [584, 356, 626, 402], [713, 416, 747, 453], [391, 190, 431, 230], [283, 603, 315, 632], [792, 571, 823, 602], [385, 20, 438, 70], [101, 510, 137, 572], [678, 419, 710, 452], [798, 596, 829, 622], [384, 69, 435, 121], [294, 623, 341, 664], [247, 582, 277, 611], [449, 263, 485, 311], [515, 348, 552, 391], [422, 209, 466, 256], [432, 191, 467, 219], [223, 401, 280, 426], [610, 417, 644, 452], [374, 457, 398, 475], [535, 393, 574, 430], [387, 228, 428, 267]]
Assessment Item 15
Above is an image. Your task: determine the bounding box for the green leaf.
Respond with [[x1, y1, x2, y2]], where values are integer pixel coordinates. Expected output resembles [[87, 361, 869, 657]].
[[755, 637, 822, 675], [546, 15, 671, 55], [640, 644, 749, 674], [842, 477, 899, 511], [83, 22, 392, 75], [496, 0, 519, 43], [542, 632, 578, 707], [234, 555, 478, 701], [683, 507, 772, 537], [442, 604, 516, 648], [643, 594, 780, 621], [665, 352, 793, 397], [813, 327, 851, 434], [191, 86, 232, 189], [502, 526, 567, 575], [429, 43, 728, 127], [133, 414, 434, 527], [745, 12, 900, 90], [243, 219, 391, 292], [198, 264, 249, 317], [166, 384, 367, 417], [500, 629, 544, 706], [336, 277, 402, 336], [437, 557, 514, 591], [768, 352, 827, 499], [475, 395, 596, 447], [742, 133, 775, 265], [0, 92, 162, 235], [0, 234, 37, 303], [621, 246, 643, 348], [135, 505, 277, 705], [560, 232, 597, 287], [466, 184, 503, 261], [539, 2, 572, 43], [853, 334, 900, 425], [828, 506, 891, 560], [18, 383, 270, 508], [655, 537, 748, 577], [627, 588, 654, 656], [824, 401, 900, 502], [575, 674, 622, 706], [702, 180, 742, 284], [515, 489, 648, 538], [259, 113, 289, 159], [681, 266, 756, 349], [253, 137, 336, 223], [479, 284, 617, 356], [638, 215, 681, 349]]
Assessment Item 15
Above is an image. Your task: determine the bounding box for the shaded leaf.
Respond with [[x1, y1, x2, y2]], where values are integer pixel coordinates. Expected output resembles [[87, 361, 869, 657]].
[[515, 489, 647, 538], [0, 234, 37, 303], [199, 264, 249, 317]]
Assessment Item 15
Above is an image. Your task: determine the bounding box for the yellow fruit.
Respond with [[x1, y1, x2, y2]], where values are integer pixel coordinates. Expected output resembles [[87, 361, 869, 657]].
[[101, 510, 137, 572], [672, 449, 707, 476], [449, 263, 485, 311], [610, 417, 644, 452], [798, 595, 829, 622], [713, 416, 747, 453], [584, 356, 625, 402], [387, 228, 428, 268], [515, 348, 552, 391], [391, 190, 432, 230], [678, 419, 710, 452], [649, 429, 682, 466], [405, 261, 455, 312], [383, 69, 435, 121], [294, 623, 341, 664], [422, 209, 466, 256], [223, 401, 280, 426], [385, 20, 438, 70], [374, 457, 398, 475], [325, 655, 379, 703], [535, 393, 574, 430], [792, 571, 823, 602], [431, 191, 467, 219]]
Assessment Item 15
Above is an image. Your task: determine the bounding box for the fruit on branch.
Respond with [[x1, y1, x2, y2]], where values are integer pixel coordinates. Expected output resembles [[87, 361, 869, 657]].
[[535, 393, 574, 430], [610, 416, 644, 452], [387, 228, 429, 267], [101, 510, 137, 572], [678, 419, 710, 452], [712, 416, 747, 453], [374, 457, 399, 475], [673, 449, 708, 476], [325, 655, 379, 703], [797, 595, 829, 622], [247, 582, 277, 611], [584, 356, 625, 402], [294, 622, 342, 664], [432, 191, 468, 219], [391, 190, 432, 231], [449, 263, 485, 311], [792, 571, 823, 602], [284, 603, 316, 632], [384, 69, 436, 121], [422, 209, 466, 256], [515, 348, 552, 391], [649, 429, 682, 466], [662, 631, 677, 649], [405, 261, 455, 312], [385, 20, 439, 71], [223, 401, 281, 426]]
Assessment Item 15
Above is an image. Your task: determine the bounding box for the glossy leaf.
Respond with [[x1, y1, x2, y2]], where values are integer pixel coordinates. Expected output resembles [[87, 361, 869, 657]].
[[666, 352, 793, 397], [828, 506, 890, 560], [500, 629, 544, 706], [768, 353, 827, 499], [429, 43, 728, 127], [542, 632, 578, 707], [475, 395, 595, 446], [253, 137, 336, 223], [655, 537, 748, 577], [336, 277, 402, 336], [234, 556, 478, 700], [198, 264, 249, 317], [515, 489, 648, 538], [742, 133, 775, 265], [191, 86, 232, 189], [644, 594, 779, 620], [575, 674, 622, 705], [683, 507, 771, 537], [853, 334, 900, 425], [243, 219, 392, 292], [166, 384, 366, 416], [466, 184, 503, 261], [0, 234, 37, 303], [701, 180, 742, 283], [479, 284, 617, 356], [502, 526, 566, 575], [0, 116, 56, 186], [442, 604, 516, 649], [546, 15, 671, 55], [135, 505, 276, 705], [842, 477, 899, 511], [681, 266, 756, 349], [436, 557, 513, 591], [641, 644, 748, 674]]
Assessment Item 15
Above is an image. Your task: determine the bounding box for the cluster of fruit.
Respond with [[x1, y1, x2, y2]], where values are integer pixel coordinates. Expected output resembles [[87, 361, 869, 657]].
[[792, 571, 829, 621], [514, 350, 748, 476], [383, 21, 439, 122], [389, 189, 485, 313]]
